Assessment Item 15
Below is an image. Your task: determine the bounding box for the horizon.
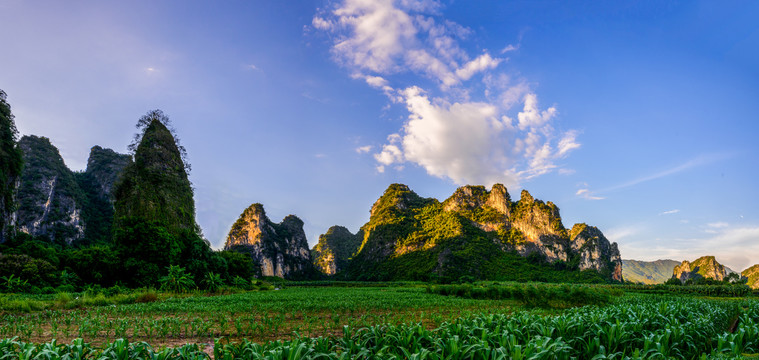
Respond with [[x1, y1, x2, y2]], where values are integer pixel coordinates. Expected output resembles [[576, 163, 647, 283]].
[[1, 0, 757, 271]]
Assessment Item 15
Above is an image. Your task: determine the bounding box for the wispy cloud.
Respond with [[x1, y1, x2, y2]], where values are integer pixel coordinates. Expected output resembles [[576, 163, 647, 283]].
[[659, 209, 680, 215], [707, 222, 729, 229], [313, 0, 579, 187], [579, 153, 735, 199], [355, 145, 372, 154], [576, 188, 604, 200], [603, 153, 733, 193], [605, 226, 639, 242]]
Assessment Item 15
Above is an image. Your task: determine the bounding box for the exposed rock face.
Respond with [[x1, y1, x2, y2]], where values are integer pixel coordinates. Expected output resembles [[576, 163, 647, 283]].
[[15, 136, 85, 243], [347, 183, 623, 282], [622, 259, 681, 284], [742, 265, 759, 289], [510, 190, 570, 262], [225, 203, 313, 278], [85, 146, 131, 200], [672, 256, 728, 283], [569, 224, 623, 281], [312, 226, 362, 275]]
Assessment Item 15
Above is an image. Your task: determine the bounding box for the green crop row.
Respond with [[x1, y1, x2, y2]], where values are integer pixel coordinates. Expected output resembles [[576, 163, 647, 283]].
[[426, 283, 623, 308], [615, 284, 755, 297], [0, 338, 208, 360]]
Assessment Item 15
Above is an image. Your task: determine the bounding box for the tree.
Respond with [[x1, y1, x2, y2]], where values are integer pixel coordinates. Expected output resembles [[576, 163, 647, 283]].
[[0, 90, 23, 243]]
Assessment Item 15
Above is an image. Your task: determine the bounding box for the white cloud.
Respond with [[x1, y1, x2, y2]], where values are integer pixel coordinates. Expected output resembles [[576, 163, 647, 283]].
[[330, 0, 418, 73], [315, 0, 580, 186], [517, 93, 557, 130], [392, 86, 518, 185], [557, 130, 581, 157], [355, 145, 372, 154], [659, 209, 680, 215], [501, 44, 519, 53], [312, 16, 333, 30], [576, 188, 604, 200], [558, 168, 576, 176], [455, 53, 502, 80]]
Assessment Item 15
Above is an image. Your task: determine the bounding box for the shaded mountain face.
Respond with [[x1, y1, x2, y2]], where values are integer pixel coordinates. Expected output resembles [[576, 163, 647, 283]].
[[225, 203, 313, 279], [343, 183, 623, 282], [113, 119, 196, 232], [15, 136, 86, 244], [311, 226, 362, 275], [743, 265, 759, 289], [0, 90, 23, 243], [672, 256, 728, 283], [622, 259, 681, 284], [13, 136, 130, 245], [85, 146, 131, 200]]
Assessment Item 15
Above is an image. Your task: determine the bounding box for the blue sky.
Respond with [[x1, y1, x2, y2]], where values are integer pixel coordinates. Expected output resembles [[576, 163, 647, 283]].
[[1, 0, 758, 271]]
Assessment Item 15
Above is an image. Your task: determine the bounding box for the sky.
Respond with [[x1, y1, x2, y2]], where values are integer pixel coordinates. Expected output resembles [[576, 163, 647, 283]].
[[1, 0, 758, 271]]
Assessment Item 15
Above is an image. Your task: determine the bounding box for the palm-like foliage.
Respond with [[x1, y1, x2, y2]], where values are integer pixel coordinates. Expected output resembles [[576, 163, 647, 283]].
[[158, 265, 195, 293], [202, 272, 224, 293]]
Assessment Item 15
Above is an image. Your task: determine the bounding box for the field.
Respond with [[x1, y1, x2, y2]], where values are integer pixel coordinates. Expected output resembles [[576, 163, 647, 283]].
[[0, 283, 758, 359]]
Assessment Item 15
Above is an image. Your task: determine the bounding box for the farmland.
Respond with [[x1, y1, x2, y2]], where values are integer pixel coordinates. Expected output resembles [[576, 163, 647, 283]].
[[0, 283, 758, 359]]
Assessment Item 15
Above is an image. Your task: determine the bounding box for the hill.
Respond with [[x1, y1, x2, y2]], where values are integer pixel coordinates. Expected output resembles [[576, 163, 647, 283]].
[[336, 184, 622, 282], [622, 259, 680, 284]]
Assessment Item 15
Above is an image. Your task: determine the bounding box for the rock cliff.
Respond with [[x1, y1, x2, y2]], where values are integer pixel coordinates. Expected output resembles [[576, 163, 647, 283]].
[[510, 190, 570, 262], [15, 136, 86, 244], [85, 146, 131, 200], [345, 183, 623, 282], [569, 224, 623, 280], [13, 135, 130, 245], [225, 203, 313, 279], [311, 226, 362, 275], [741, 264, 759, 289], [672, 256, 728, 283]]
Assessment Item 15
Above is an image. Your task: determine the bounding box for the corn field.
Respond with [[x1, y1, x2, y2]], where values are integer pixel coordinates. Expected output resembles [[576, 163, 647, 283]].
[[0, 294, 757, 359]]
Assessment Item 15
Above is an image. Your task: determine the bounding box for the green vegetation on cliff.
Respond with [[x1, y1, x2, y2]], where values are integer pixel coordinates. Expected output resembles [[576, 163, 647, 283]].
[[114, 111, 196, 233], [345, 184, 607, 283], [311, 226, 362, 275], [0, 90, 23, 242], [16, 136, 87, 244], [112, 110, 213, 286], [743, 264, 759, 289]]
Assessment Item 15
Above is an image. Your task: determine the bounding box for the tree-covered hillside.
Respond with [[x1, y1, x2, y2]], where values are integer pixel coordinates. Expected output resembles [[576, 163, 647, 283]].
[[0, 90, 23, 243]]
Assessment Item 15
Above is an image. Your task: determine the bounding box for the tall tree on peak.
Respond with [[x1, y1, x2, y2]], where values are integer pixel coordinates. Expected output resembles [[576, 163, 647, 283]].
[[0, 90, 24, 243]]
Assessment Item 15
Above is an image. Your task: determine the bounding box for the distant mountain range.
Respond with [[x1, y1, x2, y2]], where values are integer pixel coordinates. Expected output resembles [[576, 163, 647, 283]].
[[622, 259, 681, 284]]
